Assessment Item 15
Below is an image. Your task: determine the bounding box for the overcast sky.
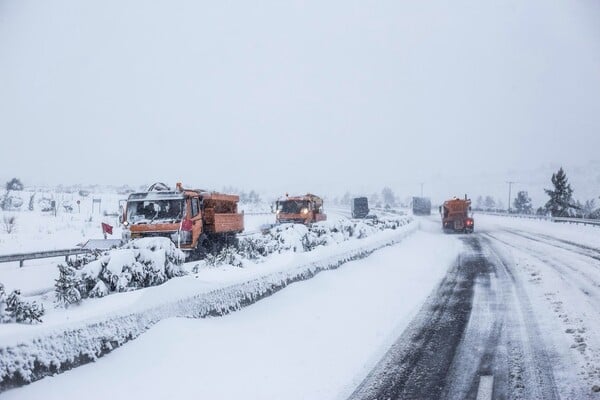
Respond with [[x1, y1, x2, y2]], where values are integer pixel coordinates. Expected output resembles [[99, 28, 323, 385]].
[[1, 0, 599, 202]]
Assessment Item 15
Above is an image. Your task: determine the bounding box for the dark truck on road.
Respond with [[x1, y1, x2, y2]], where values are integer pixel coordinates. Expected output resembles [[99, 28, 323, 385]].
[[412, 197, 432, 215], [351, 197, 369, 218]]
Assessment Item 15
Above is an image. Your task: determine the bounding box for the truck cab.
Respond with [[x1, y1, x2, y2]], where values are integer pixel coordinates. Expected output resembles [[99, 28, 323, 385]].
[[121, 183, 244, 252], [276, 194, 327, 225]]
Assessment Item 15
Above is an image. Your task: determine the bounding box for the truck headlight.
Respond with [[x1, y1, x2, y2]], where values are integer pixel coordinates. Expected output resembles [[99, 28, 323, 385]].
[[301, 208, 309, 214]]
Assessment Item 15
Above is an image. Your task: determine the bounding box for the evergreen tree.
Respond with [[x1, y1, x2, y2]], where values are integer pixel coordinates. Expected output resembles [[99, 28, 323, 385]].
[[5, 290, 44, 323], [544, 167, 574, 217], [513, 191, 533, 214], [54, 263, 82, 307]]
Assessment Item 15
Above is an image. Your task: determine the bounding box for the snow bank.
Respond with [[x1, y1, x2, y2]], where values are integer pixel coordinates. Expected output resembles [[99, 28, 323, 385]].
[[227, 216, 411, 266], [0, 217, 416, 391]]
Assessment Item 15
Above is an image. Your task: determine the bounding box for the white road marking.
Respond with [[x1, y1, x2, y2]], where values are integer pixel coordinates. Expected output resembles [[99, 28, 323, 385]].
[[476, 375, 494, 400]]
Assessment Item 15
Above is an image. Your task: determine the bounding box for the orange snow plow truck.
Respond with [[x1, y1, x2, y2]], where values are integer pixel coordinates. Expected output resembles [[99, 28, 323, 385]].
[[121, 182, 244, 254], [439, 196, 474, 233], [275, 193, 327, 225]]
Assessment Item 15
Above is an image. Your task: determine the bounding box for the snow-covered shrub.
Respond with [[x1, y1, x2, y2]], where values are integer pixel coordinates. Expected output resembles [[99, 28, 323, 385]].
[[37, 197, 54, 212], [1, 287, 44, 323], [74, 237, 186, 298], [89, 280, 109, 298], [205, 246, 244, 268], [54, 263, 82, 307], [0, 195, 24, 211], [236, 236, 269, 260], [0, 283, 9, 323], [205, 216, 412, 267]]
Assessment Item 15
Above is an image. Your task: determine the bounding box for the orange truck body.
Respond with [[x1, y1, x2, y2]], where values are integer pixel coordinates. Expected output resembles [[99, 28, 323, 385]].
[[440, 197, 474, 233], [276, 194, 327, 225], [122, 183, 244, 251]]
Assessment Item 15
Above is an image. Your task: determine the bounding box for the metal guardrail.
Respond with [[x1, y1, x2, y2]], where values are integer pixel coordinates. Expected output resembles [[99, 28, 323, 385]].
[[0, 248, 90, 267], [476, 211, 600, 227], [552, 217, 600, 226]]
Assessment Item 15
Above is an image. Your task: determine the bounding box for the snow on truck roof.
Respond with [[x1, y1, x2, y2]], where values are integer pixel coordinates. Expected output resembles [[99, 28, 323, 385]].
[[277, 193, 323, 202], [127, 189, 240, 203], [128, 191, 185, 201]]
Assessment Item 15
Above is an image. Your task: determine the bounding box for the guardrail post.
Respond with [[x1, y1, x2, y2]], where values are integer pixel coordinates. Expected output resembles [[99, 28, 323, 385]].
[[19, 259, 24, 268]]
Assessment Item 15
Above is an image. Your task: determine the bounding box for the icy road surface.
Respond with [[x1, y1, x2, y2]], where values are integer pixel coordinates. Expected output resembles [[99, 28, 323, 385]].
[[2, 230, 462, 400], [351, 216, 600, 399]]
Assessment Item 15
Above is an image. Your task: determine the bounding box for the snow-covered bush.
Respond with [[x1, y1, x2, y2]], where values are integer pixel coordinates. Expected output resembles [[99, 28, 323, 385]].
[[54, 263, 82, 307], [0, 284, 44, 324], [73, 238, 186, 299], [207, 216, 411, 267], [37, 197, 54, 212], [0, 283, 9, 323], [0, 195, 24, 211], [205, 246, 244, 268]]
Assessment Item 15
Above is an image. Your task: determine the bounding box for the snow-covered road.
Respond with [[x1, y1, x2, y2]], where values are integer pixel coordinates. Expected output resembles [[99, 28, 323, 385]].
[[1, 230, 462, 400], [351, 215, 600, 399]]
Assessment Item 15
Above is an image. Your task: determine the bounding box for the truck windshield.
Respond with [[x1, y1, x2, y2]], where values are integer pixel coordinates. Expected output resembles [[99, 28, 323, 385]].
[[277, 200, 309, 214], [126, 199, 185, 224]]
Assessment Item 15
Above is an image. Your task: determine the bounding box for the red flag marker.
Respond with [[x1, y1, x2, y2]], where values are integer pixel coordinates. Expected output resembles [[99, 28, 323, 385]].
[[101, 222, 113, 236]]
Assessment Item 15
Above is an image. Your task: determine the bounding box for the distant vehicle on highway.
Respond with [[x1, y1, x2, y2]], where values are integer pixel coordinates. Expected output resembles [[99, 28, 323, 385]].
[[439, 196, 474, 233], [351, 197, 370, 218], [275, 193, 327, 225], [412, 197, 432, 215]]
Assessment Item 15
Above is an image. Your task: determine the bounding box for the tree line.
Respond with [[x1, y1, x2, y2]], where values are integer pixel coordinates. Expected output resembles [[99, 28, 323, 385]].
[[475, 167, 600, 219]]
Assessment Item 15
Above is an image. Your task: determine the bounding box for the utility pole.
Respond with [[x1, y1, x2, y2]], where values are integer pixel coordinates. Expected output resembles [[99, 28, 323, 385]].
[[419, 182, 424, 197], [507, 181, 515, 213]]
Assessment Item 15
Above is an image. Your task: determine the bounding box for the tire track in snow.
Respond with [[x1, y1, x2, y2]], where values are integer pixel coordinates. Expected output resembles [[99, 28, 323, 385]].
[[484, 232, 600, 307], [502, 229, 600, 262], [349, 235, 560, 400]]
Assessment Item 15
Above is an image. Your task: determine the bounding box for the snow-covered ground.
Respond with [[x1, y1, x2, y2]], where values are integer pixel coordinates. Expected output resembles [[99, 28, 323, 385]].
[[1, 230, 462, 400], [475, 213, 600, 249], [0, 190, 125, 254], [3, 208, 600, 398], [0, 211, 276, 296], [475, 215, 600, 396]]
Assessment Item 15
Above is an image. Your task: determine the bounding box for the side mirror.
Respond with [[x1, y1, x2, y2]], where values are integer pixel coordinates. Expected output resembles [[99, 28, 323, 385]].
[[438, 206, 442, 213]]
